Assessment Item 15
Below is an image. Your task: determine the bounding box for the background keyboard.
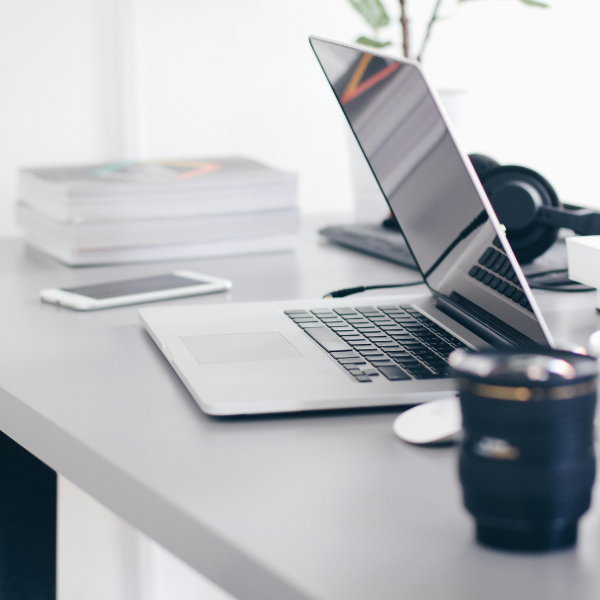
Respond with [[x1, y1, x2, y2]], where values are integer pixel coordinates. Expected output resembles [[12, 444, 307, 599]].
[[286, 305, 467, 383], [468, 238, 533, 311]]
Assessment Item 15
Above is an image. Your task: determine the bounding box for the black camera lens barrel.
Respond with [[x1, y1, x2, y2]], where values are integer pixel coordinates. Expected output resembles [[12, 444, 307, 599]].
[[450, 350, 597, 552]]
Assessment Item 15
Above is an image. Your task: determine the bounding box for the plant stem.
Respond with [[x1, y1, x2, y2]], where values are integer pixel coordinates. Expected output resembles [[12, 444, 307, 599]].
[[398, 0, 410, 58], [417, 0, 444, 62]]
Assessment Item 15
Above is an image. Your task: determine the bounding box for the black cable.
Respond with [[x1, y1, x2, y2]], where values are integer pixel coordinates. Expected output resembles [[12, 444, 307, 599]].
[[323, 267, 594, 298], [323, 281, 424, 299]]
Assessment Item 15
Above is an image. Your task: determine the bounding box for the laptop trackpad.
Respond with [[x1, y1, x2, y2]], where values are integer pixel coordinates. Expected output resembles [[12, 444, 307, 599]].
[[181, 332, 304, 365]]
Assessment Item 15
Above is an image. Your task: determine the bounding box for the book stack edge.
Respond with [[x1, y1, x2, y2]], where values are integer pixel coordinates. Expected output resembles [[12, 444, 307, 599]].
[[17, 157, 300, 266]]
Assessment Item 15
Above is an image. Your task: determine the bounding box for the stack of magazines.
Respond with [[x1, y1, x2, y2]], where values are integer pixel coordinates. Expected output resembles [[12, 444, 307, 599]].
[[16, 157, 299, 265]]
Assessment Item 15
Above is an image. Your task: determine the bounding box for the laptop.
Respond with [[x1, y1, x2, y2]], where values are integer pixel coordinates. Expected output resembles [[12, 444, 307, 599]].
[[139, 37, 554, 416]]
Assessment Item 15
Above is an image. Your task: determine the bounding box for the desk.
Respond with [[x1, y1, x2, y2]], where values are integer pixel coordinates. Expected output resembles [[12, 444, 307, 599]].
[[1, 222, 600, 600]]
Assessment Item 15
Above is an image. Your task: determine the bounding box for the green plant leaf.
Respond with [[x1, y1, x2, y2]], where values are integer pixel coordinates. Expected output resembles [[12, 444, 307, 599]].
[[355, 36, 392, 48], [518, 0, 550, 7], [348, 0, 390, 30]]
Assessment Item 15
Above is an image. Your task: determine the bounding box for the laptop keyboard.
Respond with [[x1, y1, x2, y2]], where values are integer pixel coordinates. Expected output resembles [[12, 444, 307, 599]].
[[285, 305, 468, 383], [468, 238, 533, 312]]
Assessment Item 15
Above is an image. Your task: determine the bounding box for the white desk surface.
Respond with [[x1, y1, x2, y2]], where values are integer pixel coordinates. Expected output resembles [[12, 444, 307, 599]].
[[1, 222, 600, 600]]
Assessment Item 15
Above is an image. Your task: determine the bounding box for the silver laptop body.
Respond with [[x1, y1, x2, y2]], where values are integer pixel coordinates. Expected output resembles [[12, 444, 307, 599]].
[[140, 37, 554, 416]]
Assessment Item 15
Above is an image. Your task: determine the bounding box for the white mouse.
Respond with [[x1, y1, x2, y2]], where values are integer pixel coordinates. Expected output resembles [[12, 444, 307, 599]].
[[393, 397, 462, 445]]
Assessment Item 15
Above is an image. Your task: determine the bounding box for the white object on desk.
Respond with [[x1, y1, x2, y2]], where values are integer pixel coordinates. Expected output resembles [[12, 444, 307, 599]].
[[40, 270, 232, 311], [393, 397, 462, 445], [566, 235, 600, 308]]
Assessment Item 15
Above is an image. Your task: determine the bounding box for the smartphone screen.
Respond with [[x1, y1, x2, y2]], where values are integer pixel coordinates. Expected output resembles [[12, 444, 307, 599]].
[[61, 274, 210, 300]]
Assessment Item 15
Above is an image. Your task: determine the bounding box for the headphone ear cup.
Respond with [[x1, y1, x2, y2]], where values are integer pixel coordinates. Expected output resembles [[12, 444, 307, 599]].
[[479, 165, 561, 264], [469, 154, 500, 181]]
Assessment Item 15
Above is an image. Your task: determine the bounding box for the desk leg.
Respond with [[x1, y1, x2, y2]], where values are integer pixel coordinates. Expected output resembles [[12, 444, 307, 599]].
[[0, 431, 56, 600]]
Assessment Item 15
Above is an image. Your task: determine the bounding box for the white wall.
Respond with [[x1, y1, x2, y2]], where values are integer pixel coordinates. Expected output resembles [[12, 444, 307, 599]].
[[419, 0, 600, 208], [0, 0, 365, 238], [134, 0, 360, 216], [0, 0, 598, 240]]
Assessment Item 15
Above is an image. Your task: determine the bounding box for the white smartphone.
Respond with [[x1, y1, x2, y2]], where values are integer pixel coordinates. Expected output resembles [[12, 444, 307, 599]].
[[40, 270, 232, 310]]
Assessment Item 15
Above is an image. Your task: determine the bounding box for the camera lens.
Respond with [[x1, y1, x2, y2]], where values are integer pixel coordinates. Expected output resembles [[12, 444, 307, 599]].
[[449, 349, 597, 551]]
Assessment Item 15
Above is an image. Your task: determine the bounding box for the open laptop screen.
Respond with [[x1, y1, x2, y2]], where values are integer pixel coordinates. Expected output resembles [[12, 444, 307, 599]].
[[310, 37, 551, 348]]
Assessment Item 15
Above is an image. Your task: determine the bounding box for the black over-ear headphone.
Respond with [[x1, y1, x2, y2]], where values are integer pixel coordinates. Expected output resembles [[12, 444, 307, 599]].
[[469, 154, 600, 264]]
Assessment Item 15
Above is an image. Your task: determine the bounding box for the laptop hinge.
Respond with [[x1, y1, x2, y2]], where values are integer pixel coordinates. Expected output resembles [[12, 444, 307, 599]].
[[435, 294, 522, 349]]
